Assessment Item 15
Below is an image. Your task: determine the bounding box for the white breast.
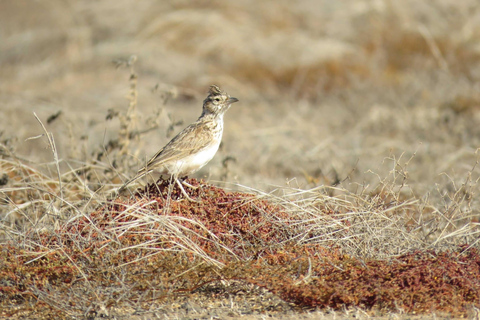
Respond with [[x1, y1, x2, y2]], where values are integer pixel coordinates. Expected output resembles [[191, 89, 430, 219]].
[[165, 140, 221, 176]]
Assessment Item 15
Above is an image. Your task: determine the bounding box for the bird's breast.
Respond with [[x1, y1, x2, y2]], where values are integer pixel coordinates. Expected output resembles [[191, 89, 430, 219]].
[[166, 140, 221, 176]]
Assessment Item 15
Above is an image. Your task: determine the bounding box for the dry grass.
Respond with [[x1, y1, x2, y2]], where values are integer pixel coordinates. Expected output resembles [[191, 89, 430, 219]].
[[1, 150, 479, 318], [2, 0, 480, 318]]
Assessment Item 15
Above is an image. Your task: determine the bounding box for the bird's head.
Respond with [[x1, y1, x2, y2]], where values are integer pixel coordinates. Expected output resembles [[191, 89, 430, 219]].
[[202, 85, 238, 117]]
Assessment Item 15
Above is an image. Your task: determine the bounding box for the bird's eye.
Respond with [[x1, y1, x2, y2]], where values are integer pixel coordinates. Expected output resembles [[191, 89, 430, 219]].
[[214, 97, 221, 102]]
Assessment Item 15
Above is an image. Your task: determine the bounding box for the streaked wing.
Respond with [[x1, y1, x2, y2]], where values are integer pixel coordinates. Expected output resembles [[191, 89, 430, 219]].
[[138, 120, 215, 174]]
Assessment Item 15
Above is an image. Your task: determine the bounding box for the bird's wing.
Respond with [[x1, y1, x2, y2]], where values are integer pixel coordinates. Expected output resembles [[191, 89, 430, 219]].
[[138, 121, 215, 174], [117, 121, 214, 193]]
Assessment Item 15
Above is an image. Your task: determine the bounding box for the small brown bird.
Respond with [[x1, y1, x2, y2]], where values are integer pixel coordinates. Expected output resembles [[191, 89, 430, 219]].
[[119, 85, 238, 201]]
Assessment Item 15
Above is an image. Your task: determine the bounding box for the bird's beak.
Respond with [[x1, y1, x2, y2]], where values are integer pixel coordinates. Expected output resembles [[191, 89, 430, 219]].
[[227, 97, 239, 104]]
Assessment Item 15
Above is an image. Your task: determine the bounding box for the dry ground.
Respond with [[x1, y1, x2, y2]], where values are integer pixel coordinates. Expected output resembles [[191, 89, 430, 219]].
[[1, 0, 480, 319]]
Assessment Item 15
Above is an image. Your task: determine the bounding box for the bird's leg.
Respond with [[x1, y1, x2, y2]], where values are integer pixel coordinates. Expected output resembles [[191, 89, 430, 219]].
[[181, 177, 199, 190], [175, 178, 199, 202]]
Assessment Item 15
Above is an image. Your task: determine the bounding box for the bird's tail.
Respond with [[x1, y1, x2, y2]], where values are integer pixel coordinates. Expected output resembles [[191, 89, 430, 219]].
[[108, 169, 150, 200]]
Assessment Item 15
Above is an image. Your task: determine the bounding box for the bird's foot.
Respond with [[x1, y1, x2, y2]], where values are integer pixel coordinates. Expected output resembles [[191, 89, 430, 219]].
[[175, 178, 200, 202]]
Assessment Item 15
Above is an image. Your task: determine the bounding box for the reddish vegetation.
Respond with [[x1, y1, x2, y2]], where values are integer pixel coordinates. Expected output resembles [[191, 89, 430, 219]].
[[239, 246, 480, 314], [67, 178, 292, 260], [1, 179, 479, 317]]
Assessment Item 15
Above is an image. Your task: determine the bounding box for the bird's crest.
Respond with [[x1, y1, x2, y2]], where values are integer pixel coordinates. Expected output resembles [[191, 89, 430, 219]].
[[208, 85, 223, 96]]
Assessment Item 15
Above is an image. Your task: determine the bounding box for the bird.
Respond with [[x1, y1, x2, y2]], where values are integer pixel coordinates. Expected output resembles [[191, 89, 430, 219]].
[[118, 85, 238, 201]]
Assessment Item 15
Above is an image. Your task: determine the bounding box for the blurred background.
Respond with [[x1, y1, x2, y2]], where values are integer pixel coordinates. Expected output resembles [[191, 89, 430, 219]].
[[1, 0, 480, 198]]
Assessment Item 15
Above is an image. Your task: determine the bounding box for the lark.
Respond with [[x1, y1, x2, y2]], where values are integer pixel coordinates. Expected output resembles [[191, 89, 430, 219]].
[[118, 85, 238, 201]]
